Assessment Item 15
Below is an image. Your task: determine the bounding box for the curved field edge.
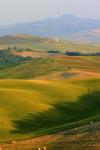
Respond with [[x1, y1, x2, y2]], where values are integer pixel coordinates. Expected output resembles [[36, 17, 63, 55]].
[[0, 78, 99, 143], [34, 115, 100, 136], [0, 56, 100, 79], [1, 115, 100, 144]]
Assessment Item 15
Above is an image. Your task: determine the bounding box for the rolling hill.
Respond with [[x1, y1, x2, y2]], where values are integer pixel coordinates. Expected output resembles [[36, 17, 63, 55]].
[[0, 34, 100, 54], [0, 56, 100, 79], [0, 34, 99, 149], [0, 49, 99, 144], [0, 14, 100, 42], [0, 78, 100, 143]]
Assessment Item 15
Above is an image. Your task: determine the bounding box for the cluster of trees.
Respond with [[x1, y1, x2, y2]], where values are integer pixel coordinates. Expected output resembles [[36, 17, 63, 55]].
[[0, 50, 32, 66], [48, 50, 61, 54], [13, 47, 33, 52], [65, 51, 100, 56], [2, 47, 33, 52]]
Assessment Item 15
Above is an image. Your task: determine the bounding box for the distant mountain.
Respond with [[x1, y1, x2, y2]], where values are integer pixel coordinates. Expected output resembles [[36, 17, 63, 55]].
[[0, 14, 100, 42]]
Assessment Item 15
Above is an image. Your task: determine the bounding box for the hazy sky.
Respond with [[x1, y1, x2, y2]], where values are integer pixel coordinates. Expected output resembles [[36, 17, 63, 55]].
[[0, 0, 100, 25]]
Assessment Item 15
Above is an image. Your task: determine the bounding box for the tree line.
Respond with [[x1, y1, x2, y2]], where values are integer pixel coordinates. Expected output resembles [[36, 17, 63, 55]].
[[65, 51, 100, 56]]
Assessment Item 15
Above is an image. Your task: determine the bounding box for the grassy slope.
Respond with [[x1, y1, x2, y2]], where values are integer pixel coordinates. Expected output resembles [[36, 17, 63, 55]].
[[0, 35, 100, 143], [0, 35, 100, 53], [0, 35, 46, 45], [31, 41, 100, 53], [0, 78, 100, 143], [0, 56, 100, 79]]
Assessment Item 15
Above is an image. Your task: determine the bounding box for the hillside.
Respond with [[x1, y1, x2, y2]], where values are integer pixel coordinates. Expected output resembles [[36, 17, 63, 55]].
[[0, 35, 100, 54], [0, 50, 100, 144], [0, 78, 100, 143], [0, 14, 100, 42], [0, 35, 47, 45], [0, 34, 99, 149], [0, 56, 100, 79]]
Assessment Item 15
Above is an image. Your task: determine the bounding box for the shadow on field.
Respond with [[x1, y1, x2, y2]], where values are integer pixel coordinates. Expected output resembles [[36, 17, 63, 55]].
[[11, 91, 100, 134]]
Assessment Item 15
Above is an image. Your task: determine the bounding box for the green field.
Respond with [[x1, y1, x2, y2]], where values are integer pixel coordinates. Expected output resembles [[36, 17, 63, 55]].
[[0, 78, 100, 143], [0, 56, 100, 79], [0, 35, 100, 145], [0, 35, 100, 53]]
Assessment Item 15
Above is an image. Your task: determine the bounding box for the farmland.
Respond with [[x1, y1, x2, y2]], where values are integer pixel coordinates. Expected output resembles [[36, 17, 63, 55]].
[[0, 35, 100, 150], [0, 77, 100, 143]]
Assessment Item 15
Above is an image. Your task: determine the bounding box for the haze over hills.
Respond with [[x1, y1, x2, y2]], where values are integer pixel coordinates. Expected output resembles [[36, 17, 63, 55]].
[[0, 14, 100, 42], [0, 0, 100, 148], [0, 12, 100, 149]]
